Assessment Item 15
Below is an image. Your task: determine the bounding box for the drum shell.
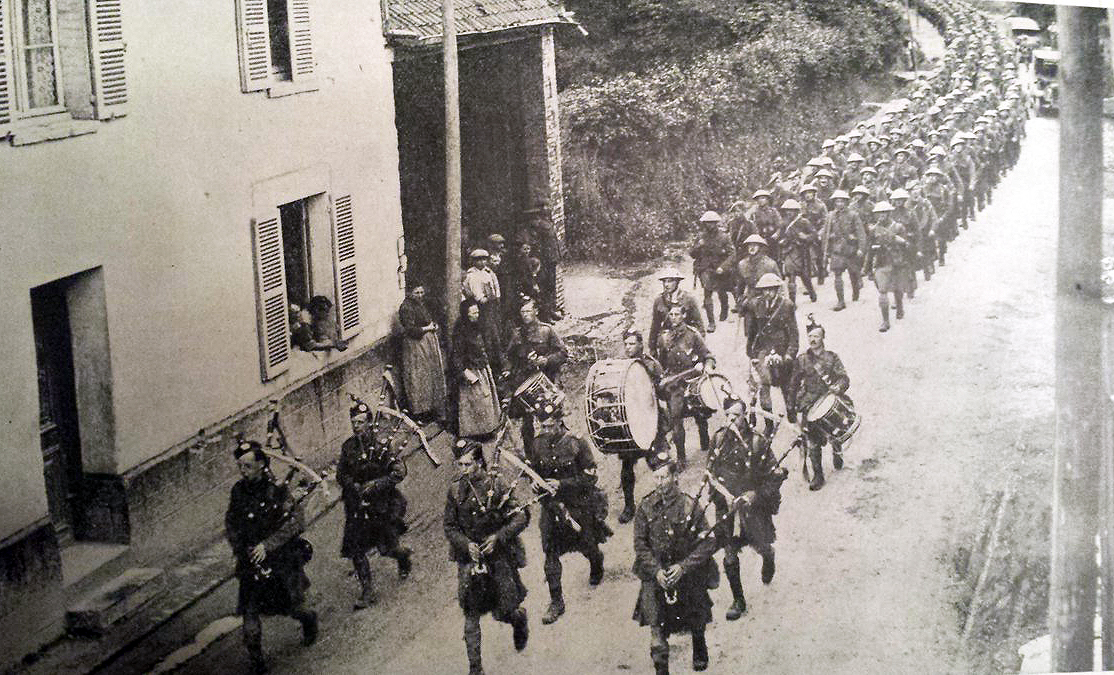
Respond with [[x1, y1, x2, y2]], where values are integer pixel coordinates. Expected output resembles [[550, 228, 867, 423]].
[[806, 393, 861, 444], [511, 372, 563, 417], [585, 359, 659, 453]]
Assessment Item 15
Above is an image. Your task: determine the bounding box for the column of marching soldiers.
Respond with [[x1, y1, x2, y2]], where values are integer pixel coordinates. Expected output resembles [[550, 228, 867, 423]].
[[220, 1, 1032, 673]]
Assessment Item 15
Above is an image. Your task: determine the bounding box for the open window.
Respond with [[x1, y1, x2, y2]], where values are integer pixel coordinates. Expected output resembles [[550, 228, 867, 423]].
[[251, 191, 361, 381], [0, 0, 127, 143], [235, 0, 316, 97]]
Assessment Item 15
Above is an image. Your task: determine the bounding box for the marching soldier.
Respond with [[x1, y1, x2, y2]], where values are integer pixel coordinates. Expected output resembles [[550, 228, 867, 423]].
[[690, 211, 736, 332], [749, 190, 783, 264], [863, 201, 912, 333], [507, 299, 568, 452], [734, 234, 780, 311], [655, 304, 717, 469], [633, 450, 718, 674], [709, 399, 787, 619], [444, 439, 530, 675], [648, 267, 705, 352], [528, 403, 612, 624], [225, 441, 318, 674], [823, 189, 866, 311], [777, 199, 818, 304], [799, 184, 829, 285], [741, 273, 799, 437], [617, 329, 670, 524], [337, 400, 412, 610], [891, 147, 919, 188], [791, 319, 851, 491]]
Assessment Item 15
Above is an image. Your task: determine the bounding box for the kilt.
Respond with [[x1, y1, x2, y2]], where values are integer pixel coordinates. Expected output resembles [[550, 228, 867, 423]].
[[340, 489, 408, 558], [457, 559, 527, 618], [539, 493, 611, 556], [236, 544, 310, 616], [632, 575, 713, 635]]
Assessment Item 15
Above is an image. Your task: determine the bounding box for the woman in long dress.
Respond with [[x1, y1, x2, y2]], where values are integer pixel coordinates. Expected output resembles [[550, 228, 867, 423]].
[[398, 284, 447, 421], [451, 300, 502, 438]]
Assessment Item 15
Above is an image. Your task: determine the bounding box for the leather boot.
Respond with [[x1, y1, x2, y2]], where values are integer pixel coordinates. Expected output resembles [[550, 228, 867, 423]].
[[808, 443, 825, 491], [654, 661, 670, 675], [465, 620, 483, 675], [244, 624, 267, 675], [395, 546, 413, 580], [851, 278, 861, 301], [878, 305, 890, 333], [618, 503, 635, 524], [297, 610, 319, 646], [832, 279, 846, 311], [542, 577, 565, 624], [588, 548, 605, 586], [705, 306, 716, 333], [895, 293, 905, 320], [692, 630, 709, 671], [833, 443, 844, 470], [353, 556, 377, 610], [724, 561, 746, 620], [761, 550, 776, 584], [511, 608, 529, 651]]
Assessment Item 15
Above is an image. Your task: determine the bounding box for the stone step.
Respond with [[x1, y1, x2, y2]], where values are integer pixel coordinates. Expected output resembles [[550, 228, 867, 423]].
[[65, 567, 165, 636]]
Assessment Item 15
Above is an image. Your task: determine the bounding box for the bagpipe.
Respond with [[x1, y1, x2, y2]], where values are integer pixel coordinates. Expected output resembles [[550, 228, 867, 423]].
[[349, 391, 441, 469], [233, 400, 332, 581]]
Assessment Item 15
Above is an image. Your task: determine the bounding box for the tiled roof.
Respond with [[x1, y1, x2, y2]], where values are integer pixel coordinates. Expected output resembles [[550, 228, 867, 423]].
[[387, 0, 572, 42]]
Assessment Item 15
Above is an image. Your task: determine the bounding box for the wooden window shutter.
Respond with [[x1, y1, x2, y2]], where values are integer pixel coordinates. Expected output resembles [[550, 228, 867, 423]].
[[236, 0, 271, 92], [251, 211, 291, 380], [331, 194, 361, 340], [0, 0, 12, 135], [287, 0, 314, 81], [89, 0, 128, 119]]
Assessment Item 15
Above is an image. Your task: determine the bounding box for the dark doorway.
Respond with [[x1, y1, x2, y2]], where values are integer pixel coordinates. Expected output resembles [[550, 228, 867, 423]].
[[31, 280, 83, 544]]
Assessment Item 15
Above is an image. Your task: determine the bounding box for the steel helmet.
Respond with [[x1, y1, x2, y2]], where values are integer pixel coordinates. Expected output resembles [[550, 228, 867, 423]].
[[799, 183, 818, 194], [872, 201, 895, 213], [742, 234, 768, 247], [851, 185, 872, 197], [780, 199, 802, 211], [831, 189, 851, 201], [698, 210, 722, 223], [755, 273, 783, 289], [658, 267, 685, 280], [889, 188, 910, 201], [752, 189, 772, 199], [847, 152, 865, 163]]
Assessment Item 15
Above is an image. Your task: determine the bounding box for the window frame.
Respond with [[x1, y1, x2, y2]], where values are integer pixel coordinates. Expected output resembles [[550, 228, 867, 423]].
[[235, 0, 317, 98], [11, 0, 67, 118]]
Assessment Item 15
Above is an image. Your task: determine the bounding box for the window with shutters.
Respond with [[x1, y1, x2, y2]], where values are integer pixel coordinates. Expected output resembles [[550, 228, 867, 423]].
[[251, 189, 361, 382], [235, 0, 316, 97], [0, 0, 127, 144]]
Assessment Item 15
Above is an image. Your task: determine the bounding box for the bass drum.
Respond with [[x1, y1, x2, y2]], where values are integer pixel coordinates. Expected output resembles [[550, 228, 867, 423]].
[[584, 359, 659, 453]]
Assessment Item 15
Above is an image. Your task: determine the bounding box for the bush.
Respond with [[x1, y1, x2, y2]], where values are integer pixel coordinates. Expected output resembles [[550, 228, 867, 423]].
[[559, 1, 905, 261]]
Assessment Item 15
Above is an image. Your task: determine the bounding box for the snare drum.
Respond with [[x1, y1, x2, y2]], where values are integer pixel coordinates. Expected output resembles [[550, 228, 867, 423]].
[[512, 372, 564, 416], [584, 359, 659, 453], [805, 393, 861, 444], [684, 373, 736, 415]]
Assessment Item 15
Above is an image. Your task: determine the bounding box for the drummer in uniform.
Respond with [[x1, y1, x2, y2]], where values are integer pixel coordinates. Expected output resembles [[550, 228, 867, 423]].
[[632, 450, 718, 675], [655, 305, 716, 471], [507, 299, 568, 453], [527, 402, 612, 625], [708, 399, 787, 620], [741, 273, 799, 437], [648, 267, 705, 351], [616, 329, 671, 524], [790, 317, 851, 491]]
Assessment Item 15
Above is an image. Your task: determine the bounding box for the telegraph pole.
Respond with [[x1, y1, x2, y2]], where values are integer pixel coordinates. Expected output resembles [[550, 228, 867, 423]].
[[1050, 6, 1104, 672], [443, 0, 462, 326]]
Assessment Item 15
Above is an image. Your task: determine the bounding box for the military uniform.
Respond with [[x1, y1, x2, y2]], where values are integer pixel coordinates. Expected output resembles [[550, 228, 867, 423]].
[[690, 228, 736, 330], [337, 431, 411, 606], [708, 422, 784, 617], [823, 205, 866, 308], [800, 196, 829, 283], [742, 293, 799, 426], [528, 424, 611, 623], [735, 250, 780, 310], [792, 347, 851, 489], [648, 289, 705, 351], [507, 318, 568, 450], [225, 473, 317, 673], [778, 213, 818, 303], [444, 467, 530, 675], [751, 205, 783, 263], [632, 479, 717, 674], [655, 322, 715, 464]]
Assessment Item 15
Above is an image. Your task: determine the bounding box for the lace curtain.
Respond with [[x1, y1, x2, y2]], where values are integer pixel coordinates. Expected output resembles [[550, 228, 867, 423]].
[[22, 0, 60, 109]]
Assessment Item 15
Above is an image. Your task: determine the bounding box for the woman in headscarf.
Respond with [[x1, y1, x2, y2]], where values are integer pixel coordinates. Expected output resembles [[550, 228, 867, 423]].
[[397, 283, 447, 422], [451, 300, 502, 438]]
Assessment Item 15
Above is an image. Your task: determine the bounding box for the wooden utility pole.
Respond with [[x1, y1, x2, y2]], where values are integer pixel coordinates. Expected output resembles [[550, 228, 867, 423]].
[[443, 0, 462, 327], [1050, 6, 1104, 672]]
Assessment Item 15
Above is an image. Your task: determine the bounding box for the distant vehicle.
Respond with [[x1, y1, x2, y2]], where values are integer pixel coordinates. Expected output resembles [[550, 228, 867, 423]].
[[1005, 16, 1042, 61], [1032, 49, 1060, 115]]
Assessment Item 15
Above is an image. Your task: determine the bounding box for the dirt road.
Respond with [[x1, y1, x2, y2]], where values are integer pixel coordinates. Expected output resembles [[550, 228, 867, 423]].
[[103, 116, 1059, 675]]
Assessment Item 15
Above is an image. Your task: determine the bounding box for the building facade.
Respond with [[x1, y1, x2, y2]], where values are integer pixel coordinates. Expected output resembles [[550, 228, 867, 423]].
[[0, 0, 405, 638]]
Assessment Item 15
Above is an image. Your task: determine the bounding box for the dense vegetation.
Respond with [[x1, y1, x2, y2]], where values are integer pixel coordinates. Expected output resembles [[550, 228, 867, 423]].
[[557, 0, 909, 261]]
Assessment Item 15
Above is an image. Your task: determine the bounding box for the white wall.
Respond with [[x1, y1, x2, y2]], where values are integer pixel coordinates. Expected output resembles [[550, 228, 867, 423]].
[[0, 0, 404, 535]]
